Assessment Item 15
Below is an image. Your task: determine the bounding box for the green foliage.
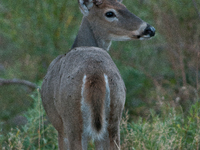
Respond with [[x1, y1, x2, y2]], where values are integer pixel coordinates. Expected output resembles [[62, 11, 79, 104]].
[[0, 0, 81, 79], [0, 89, 58, 149]]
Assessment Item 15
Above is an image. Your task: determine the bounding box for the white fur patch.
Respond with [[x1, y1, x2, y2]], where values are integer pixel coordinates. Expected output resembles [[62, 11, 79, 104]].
[[64, 138, 69, 149], [139, 34, 151, 40], [104, 74, 110, 116], [81, 74, 87, 99], [107, 41, 112, 51], [81, 75, 91, 146], [110, 34, 132, 41], [136, 22, 147, 33]]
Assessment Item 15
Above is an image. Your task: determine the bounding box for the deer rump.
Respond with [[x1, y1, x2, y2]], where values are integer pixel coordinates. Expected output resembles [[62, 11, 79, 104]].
[[41, 46, 125, 141]]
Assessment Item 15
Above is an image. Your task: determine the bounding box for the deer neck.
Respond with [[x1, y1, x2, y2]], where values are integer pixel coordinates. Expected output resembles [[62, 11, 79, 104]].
[[71, 17, 112, 51]]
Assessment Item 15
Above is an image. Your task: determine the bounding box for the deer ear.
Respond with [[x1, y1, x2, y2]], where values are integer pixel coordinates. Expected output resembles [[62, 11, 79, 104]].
[[93, 0, 103, 5], [78, 0, 94, 16], [78, 0, 103, 16]]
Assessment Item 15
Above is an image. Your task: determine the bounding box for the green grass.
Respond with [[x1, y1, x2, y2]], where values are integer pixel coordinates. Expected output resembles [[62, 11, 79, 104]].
[[121, 104, 200, 150], [1, 88, 200, 149]]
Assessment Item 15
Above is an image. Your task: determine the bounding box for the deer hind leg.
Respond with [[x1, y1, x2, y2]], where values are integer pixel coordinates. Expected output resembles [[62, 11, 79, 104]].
[[108, 103, 122, 150], [58, 132, 63, 150], [58, 130, 81, 150], [62, 121, 88, 150], [58, 127, 67, 150], [108, 124, 120, 150], [64, 131, 85, 150], [94, 125, 120, 150], [53, 120, 68, 150], [94, 131, 110, 150]]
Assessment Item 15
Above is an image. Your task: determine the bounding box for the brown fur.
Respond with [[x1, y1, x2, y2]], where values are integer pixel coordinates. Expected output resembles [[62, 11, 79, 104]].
[[85, 73, 106, 132]]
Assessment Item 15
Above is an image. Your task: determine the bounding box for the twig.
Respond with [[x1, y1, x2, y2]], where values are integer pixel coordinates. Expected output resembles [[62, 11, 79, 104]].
[[38, 88, 41, 150], [114, 140, 120, 150], [178, 47, 187, 86], [197, 52, 199, 91], [0, 78, 37, 90], [192, 0, 200, 20]]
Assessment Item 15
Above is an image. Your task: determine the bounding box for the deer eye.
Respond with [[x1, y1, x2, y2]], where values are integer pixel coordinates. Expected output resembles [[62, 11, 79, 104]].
[[105, 11, 116, 18]]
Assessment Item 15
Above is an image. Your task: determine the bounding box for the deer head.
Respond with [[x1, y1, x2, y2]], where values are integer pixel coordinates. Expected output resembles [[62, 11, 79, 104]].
[[78, 0, 155, 42]]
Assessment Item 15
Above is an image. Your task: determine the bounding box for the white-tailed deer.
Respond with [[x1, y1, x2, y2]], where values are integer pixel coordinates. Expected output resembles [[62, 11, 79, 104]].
[[41, 0, 155, 149]]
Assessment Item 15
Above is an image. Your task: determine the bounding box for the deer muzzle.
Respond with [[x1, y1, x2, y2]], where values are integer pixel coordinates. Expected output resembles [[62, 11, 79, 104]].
[[142, 24, 156, 37]]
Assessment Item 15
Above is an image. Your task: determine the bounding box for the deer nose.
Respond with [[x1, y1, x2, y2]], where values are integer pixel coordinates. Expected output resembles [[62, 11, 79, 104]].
[[143, 24, 156, 37]]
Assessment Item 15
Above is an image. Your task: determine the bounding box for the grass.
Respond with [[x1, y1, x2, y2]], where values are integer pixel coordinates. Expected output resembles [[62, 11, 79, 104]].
[[121, 106, 200, 150], [0, 88, 200, 149]]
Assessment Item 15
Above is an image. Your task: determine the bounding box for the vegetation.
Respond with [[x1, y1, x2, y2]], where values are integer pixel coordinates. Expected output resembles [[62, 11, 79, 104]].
[[0, 89, 200, 149], [0, 0, 199, 149], [0, 89, 58, 149], [120, 100, 200, 149]]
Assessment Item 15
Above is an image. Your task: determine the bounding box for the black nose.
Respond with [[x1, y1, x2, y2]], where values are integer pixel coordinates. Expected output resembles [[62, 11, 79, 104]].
[[143, 24, 156, 37]]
